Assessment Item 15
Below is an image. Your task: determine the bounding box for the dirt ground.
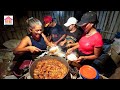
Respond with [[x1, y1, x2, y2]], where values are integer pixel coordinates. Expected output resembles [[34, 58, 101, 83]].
[[0, 60, 13, 79]]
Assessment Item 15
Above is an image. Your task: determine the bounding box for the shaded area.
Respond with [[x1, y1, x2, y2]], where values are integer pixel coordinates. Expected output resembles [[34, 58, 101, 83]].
[[92, 55, 117, 78]]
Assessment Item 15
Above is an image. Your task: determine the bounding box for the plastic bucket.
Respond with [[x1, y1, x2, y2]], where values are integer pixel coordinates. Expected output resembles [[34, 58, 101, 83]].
[[79, 65, 99, 79]]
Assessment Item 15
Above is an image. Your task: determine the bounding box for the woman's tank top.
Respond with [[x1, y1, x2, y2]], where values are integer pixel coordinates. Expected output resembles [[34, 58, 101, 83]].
[[28, 34, 47, 50]]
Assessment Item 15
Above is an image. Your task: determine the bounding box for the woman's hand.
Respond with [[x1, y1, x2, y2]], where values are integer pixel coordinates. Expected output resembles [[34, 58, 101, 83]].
[[28, 46, 41, 53], [73, 56, 84, 63]]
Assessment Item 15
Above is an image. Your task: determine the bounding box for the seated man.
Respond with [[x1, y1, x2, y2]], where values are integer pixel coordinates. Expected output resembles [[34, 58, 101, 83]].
[[43, 15, 66, 45]]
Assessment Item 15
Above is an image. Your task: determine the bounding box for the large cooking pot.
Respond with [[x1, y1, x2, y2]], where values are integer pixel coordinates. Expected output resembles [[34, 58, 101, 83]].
[[29, 55, 70, 79]]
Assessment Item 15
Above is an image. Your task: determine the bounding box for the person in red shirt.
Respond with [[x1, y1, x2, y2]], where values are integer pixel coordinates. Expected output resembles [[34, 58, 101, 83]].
[[66, 11, 103, 65]]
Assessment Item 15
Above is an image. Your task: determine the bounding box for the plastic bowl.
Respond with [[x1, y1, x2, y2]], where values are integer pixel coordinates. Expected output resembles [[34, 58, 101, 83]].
[[79, 65, 99, 79]]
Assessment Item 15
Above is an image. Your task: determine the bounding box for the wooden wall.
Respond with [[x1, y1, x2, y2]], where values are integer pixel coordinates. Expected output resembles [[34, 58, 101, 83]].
[[0, 10, 120, 47]]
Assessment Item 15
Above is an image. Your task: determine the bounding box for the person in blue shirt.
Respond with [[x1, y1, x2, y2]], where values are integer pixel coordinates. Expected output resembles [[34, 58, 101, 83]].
[[12, 17, 54, 77], [43, 15, 66, 45], [13, 17, 53, 55]]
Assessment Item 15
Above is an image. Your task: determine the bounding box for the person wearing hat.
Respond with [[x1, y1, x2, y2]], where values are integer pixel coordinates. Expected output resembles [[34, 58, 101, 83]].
[[66, 11, 103, 65], [59, 17, 83, 52], [43, 15, 66, 45]]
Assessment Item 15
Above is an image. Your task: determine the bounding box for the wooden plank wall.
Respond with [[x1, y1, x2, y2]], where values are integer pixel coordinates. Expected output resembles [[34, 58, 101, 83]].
[[0, 11, 120, 47]]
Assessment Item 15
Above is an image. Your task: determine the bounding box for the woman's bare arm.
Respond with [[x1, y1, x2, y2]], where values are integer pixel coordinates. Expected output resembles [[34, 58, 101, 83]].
[[13, 36, 41, 55], [76, 47, 103, 62], [83, 47, 102, 60], [41, 33, 54, 47], [13, 36, 30, 54]]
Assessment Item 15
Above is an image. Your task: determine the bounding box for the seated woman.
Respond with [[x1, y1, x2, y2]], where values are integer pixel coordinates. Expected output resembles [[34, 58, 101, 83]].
[[12, 17, 54, 77], [66, 11, 104, 66]]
